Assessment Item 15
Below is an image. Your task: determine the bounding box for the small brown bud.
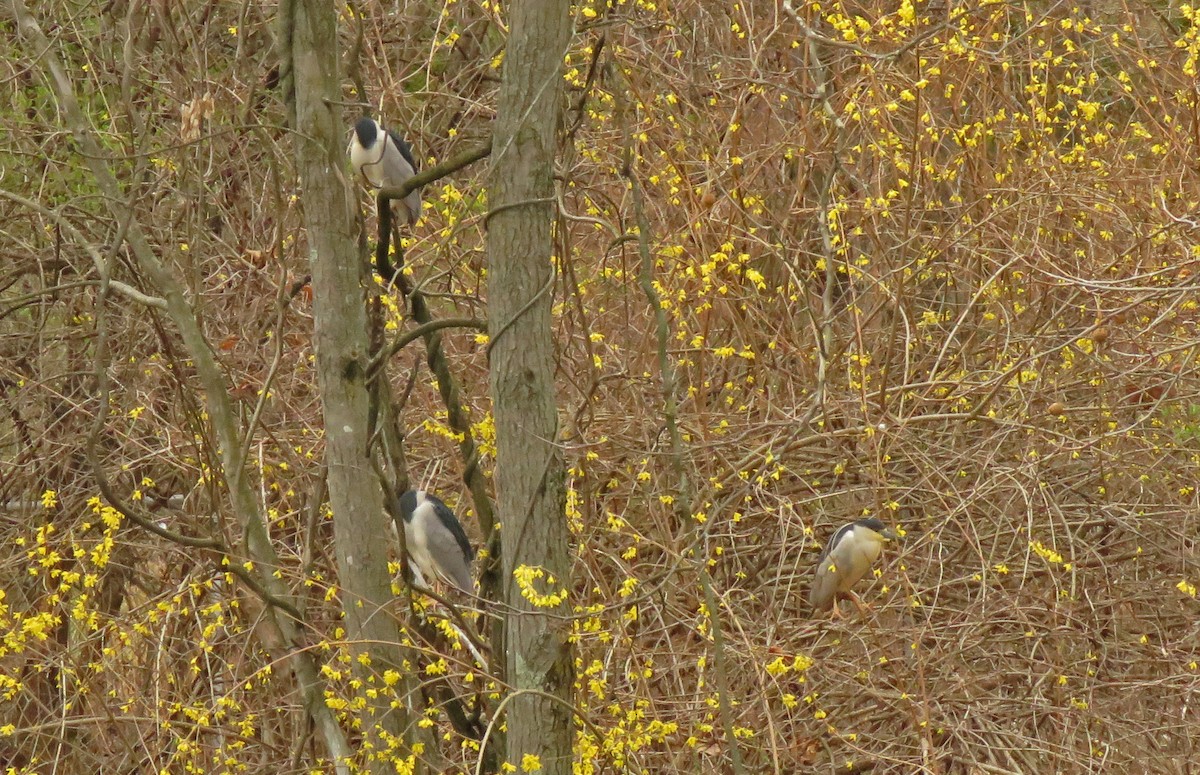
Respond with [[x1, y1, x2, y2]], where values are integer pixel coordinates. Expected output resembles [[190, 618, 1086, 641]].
[[1047, 402, 1066, 416]]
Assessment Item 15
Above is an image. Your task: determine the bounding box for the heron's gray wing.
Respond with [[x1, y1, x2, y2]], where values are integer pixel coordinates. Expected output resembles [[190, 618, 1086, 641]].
[[809, 524, 853, 610], [381, 131, 422, 224], [425, 497, 472, 558], [427, 522, 473, 591], [386, 129, 420, 173], [378, 140, 414, 187], [809, 545, 841, 610]]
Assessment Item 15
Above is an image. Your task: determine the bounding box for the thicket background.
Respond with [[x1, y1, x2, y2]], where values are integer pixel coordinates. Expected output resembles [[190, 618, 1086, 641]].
[[3, 0, 1200, 772]]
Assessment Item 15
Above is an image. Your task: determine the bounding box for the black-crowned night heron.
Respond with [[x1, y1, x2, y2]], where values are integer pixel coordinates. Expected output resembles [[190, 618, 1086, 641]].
[[392, 489, 474, 594], [348, 116, 422, 226], [809, 518, 897, 617]]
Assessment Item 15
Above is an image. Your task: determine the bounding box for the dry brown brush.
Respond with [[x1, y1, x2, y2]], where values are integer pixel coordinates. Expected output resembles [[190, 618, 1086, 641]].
[[2, 0, 1200, 772]]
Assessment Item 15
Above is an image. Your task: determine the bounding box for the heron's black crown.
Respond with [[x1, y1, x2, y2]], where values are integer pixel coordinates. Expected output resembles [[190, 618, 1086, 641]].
[[353, 117, 379, 148], [855, 517, 888, 533]]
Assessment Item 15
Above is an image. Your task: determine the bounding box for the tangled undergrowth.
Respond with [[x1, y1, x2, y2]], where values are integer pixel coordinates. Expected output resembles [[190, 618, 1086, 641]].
[[3, 0, 1200, 772]]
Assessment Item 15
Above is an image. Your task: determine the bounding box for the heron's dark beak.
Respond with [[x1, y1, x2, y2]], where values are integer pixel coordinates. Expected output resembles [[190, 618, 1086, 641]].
[[881, 528, 898, 541]]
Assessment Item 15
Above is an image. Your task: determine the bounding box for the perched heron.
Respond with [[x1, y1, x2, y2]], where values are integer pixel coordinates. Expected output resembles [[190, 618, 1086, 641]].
[[393, 489, 474, 594], [809, 518, 897, 617], [347, 116, 422, 226]]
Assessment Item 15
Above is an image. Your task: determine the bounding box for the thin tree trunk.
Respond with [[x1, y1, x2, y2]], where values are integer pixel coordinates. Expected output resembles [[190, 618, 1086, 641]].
[[285, 0, 408, 771], [486, 0, 573, 768], [13, 3, 359, 771]]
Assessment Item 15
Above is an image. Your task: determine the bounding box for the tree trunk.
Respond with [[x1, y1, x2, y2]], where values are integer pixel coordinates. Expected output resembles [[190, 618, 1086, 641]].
[[486, 0, 573, 768], [287, 0, 408, 771]]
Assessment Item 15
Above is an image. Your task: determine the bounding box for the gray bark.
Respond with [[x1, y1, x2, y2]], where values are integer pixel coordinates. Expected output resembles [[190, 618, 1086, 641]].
[[286, 0, 408, 771], [486, 0, 574, 769]]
